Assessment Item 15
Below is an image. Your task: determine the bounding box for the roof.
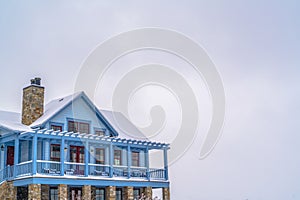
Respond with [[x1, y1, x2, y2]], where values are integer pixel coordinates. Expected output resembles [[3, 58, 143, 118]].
[[0, 92, 147, 139], [0, 111, 31, 132], [100, 110, 148, 141], [30, 91, 82, 127]]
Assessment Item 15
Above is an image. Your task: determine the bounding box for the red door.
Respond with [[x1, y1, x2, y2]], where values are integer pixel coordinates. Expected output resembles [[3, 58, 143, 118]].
[[70, 146, 85, 175], [6, 146, 14, 166]]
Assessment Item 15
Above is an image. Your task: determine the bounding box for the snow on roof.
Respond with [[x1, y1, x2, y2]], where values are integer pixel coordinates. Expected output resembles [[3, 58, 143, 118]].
[[0, 92, 147, 139], [30, 91, 83, 127], [0, 111, 31, 132], [100, 110, 148, 141]]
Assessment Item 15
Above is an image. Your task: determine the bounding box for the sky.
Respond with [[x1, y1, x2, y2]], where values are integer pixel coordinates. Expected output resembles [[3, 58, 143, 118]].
[[1, 1, 300, 199]]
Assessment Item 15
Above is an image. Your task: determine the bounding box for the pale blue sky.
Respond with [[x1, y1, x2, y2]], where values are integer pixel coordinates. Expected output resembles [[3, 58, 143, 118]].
[[1, 1, 300, 199]]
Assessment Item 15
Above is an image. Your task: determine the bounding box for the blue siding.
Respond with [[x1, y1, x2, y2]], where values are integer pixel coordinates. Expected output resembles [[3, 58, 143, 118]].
[[46, 97, 108, 134]]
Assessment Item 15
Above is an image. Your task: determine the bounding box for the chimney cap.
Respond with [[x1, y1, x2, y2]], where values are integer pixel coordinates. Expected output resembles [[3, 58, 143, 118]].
[[30, 77, 42, 86]]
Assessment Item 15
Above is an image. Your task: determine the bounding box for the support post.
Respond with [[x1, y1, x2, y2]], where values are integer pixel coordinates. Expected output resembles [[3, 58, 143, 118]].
[[84, 140, 89, 177], [163, 148, 168, 180], [109, 143, 113, 178], [60, 138, 65, 176], [13, 137, 19, 178], [145, 147, 150, 180], [127, 145, 131, 178], [32, 134, 38, 175]]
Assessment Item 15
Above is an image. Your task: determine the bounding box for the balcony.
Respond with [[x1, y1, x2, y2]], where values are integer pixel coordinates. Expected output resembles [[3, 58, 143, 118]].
[[0, 160, 166, 183]]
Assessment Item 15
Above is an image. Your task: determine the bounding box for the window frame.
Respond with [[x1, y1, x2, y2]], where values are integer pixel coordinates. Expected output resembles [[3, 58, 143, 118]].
[[132, 151, 140, 167], [114, 149, 122, 166], [67, 119, 90, 134], [50, 144, 60, 162], [95, 148, 105, 164]]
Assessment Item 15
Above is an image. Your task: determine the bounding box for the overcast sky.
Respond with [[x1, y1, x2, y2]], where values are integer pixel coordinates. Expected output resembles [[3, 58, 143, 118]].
[[1, 1, 300, 199]]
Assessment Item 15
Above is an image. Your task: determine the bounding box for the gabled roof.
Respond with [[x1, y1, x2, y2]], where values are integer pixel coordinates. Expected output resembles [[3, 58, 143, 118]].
[[30, 91, 147, 140], [0, 111, 31, 132], [30, 91, 83, 128], [0, 92, 147, 140], [101, 110, 148, 141]]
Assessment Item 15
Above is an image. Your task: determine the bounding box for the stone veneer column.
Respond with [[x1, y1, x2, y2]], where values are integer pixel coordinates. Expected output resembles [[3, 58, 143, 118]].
[[28, 184, 41, 200], [0, 181, 17, 200], [105, 186, 116, 200], [41, 185, 50, 200], [122, 186, 134, 200], [82, 185, 92, 200], [141, 187, 152, 199], [162, 187, 170, 200], [58, 184, 68, 200]]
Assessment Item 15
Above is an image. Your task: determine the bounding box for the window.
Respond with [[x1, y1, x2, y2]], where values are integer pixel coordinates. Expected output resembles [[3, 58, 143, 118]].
[[133, 188, 140, 200], [95, 188, 105, 200], [50, 187, 58, 200], [132, 151, 139, 167], [114, 150, 122, 165], [50, 144, 60, 162], [51, 125, 62, 131], [95, 129, 105, 136], [68, 120, 90, 134], [95, 148, 105, 164], [116, 188, 122, 200]]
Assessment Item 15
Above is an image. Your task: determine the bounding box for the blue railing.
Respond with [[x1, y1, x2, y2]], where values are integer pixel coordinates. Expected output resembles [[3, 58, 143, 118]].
[[149, 168, 165, 180], [37, 160, 61, 175], [131, 167, 147, 178], [16, 161, 32, 177], [88, 163, 110, 177], [0, 160, 167, 182], [64, 162, 85, 176]]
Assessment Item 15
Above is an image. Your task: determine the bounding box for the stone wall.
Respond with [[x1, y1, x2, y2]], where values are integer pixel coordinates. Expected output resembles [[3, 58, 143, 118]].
[[22, 85, 44, 125], [58, 184, 68, 200], [141, 187, 152, 199], [82, 185, 91, 200], [0, 181, 17, 200], [28, 184, 41, 200], [105, 186, 116, 200], [163, 187, 170, 200], [122, 186, 134, 200]]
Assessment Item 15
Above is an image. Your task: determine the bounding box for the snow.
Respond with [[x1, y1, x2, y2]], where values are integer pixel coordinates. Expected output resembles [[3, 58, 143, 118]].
[[30, 91, 83, 127], [0, 111, 31, 132], [0, 91, 147, 140]]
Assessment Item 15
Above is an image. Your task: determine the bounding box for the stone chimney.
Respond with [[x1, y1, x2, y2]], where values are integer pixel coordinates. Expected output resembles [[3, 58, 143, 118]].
[[22, 77, 44, 125]]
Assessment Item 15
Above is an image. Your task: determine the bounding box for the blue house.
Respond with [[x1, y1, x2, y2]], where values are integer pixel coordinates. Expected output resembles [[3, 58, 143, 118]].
[[0, 78, 170, 200]]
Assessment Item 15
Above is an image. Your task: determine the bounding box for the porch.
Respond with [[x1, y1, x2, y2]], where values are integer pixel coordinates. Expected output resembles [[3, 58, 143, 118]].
[[0, 129, 169, 183]]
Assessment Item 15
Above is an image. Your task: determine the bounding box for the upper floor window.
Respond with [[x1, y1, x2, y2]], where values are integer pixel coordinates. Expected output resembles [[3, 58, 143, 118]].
[[68, 120, 90, 134], [95, 148, 105, 164], [95, 129, 105, 136], [51, 125, 62, 131], [50, 144, 60, 162], [132, 151, 139, 167], [114, 150, 122, 165], [50, 187, 58, 200]]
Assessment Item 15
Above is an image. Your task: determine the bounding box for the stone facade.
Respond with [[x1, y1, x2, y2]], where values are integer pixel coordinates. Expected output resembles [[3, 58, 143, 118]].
[[82, 185, 92, 200], [0, 181, 17, 200], [41, 184, 50, 200], [28, 184, 41, 200], [141, 187, 152, 199], [58, 184, 68, 200], [22, 83, 44, 125], [122, 186, 134, 200], [163, 187, 170, 200], [105, 186, 116, 200]]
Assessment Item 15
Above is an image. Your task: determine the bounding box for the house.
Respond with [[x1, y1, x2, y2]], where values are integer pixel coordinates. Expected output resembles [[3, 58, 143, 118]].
[[0, 78, 170, 200]]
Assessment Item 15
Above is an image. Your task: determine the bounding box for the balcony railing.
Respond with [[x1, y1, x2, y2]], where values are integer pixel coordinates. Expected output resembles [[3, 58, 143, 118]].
[[0, 160, 166, 183], [88, 163, 110, 177]]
